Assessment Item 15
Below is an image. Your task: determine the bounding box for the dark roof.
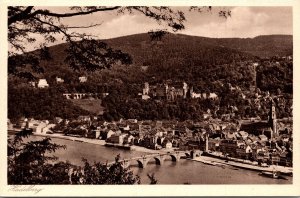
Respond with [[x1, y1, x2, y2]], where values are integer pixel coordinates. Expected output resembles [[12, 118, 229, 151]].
[[240, 121, 271, 131]]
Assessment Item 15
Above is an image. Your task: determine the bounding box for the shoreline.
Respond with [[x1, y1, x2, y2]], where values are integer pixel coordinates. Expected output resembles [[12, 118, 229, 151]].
[[27, 132, 294, 175], [191, 153, 293, 175], [32, 132, 168, 154]]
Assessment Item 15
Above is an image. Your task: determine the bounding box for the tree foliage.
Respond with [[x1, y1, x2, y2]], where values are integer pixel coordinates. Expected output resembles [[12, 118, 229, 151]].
[[79, 155, 140, 184], [8, 86, 90, 121], [8, 132, 141, 184], [8, 130, 69, 184]]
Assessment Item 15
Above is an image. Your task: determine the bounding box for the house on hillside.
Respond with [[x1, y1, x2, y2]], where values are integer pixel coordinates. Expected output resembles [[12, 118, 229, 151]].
[[56, 77, 64, 83], [29, 81, 36, 88], [33, 121, 48, 133], [208, 93, 218, 99], [37, 79, 49, 88], [42, 124, 56, 134], [79, 76, 87, 83]]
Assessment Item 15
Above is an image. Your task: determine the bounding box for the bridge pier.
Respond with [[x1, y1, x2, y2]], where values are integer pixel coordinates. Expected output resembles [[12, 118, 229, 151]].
[[154, 154, 166, 165]]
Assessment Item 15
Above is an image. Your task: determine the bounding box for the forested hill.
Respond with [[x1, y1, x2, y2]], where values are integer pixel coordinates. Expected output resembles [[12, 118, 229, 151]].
[[105, 33, 292, 59], [200, 34, 292, 58], [40, 32, 256, 69], [10, 33, 293, 88], [36, 32, 292, 73], [8, 33, 293, 120]]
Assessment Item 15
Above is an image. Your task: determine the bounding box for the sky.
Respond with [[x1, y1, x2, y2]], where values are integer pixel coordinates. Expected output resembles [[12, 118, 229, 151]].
[[17, 6, 293, 51], [51, 6, 292, 39]]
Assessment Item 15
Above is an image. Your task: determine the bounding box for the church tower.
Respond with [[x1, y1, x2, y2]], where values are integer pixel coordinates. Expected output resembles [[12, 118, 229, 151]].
[[268, 99, 277, 139]]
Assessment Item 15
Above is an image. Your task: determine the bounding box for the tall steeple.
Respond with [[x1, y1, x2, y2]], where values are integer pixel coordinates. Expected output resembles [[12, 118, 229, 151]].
[[268, 98, 277, 139]]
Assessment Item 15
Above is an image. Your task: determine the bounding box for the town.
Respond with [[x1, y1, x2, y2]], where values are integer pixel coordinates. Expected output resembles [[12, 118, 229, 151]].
[[7, 53, 293, 180], [8, 95, 293, 169], [5, 5, 295, 189]]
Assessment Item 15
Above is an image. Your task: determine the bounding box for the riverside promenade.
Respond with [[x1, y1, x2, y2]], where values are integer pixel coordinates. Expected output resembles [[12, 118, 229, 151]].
[[192, 155, 293, 175], [32, 132, 166, 154]]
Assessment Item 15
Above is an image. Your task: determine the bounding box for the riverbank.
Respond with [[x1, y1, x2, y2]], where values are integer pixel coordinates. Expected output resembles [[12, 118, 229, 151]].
[[33, 132, 107, 145], [21, 134, 292, 184], [25, 132, 294, 176], [191, 153, 293, 175], [32, 132, 169, 154]]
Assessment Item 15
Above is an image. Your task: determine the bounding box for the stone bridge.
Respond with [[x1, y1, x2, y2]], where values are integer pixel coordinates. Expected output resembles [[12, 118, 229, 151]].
[[63, 93, 109, 99], [107, 151, 192, 169]]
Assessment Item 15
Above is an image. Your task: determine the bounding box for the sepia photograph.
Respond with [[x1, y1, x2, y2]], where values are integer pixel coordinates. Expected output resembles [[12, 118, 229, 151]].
[[1, 0, 300, 196]]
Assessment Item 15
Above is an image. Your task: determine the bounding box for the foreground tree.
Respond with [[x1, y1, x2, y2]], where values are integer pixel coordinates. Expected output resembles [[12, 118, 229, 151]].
[[8, 131, 140, 184], [8, 130, 69, 184], [79, 155, 140, 184]]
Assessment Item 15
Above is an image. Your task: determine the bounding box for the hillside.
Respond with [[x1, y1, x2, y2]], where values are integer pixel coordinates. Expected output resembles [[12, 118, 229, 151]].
[[8, 33, 293, 120], [70, 99, 104, 115], [205, 34, 292, 58], [32, 33, 292, 82], [9, 32, 293, 94]]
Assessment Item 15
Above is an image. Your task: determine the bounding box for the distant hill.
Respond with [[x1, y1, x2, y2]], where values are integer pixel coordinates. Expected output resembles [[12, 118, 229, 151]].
[[209, 34, 293, 58], [10, 32, 293, 91], [35, 32, 292, 73], [104, 33, 292, 59]]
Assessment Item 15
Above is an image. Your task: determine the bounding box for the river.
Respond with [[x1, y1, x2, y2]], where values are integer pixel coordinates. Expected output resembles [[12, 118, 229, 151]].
[[23, 136, 292, 184]]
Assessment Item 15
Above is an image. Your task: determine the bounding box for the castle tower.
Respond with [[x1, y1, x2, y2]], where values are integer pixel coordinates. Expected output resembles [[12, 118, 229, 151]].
[[268, 99, 277, 139], [143, 82, 149, 95], [165, 84, 169, 93], [190, 86, 194, 98], [170, 87, 175, 101]]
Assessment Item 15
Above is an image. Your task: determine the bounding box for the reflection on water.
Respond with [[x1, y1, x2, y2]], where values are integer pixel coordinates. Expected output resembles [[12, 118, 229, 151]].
[[23, 136, 292, 184]]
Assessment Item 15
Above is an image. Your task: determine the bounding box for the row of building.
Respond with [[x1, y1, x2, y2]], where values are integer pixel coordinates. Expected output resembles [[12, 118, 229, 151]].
[[29, 76, 88, 88], [8, 98, 292, 166]]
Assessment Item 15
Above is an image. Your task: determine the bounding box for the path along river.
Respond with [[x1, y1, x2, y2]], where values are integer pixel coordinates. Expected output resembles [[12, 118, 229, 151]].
[[24, 136, 292, 184]]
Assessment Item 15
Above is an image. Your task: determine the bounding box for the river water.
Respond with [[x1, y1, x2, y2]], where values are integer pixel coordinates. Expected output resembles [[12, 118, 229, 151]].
[[24, 136, 292, 184]]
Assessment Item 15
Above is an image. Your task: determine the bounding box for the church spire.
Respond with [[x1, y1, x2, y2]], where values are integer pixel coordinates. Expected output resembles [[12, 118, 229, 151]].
[[268, 98, 277, 139]]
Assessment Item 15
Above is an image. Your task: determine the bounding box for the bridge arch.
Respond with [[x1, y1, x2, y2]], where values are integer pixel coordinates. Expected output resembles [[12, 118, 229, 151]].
[[185, 152, 191, 158], [136, 159, 145, 168], [153, 157, 163, 165], [169, 154, 178, 162]]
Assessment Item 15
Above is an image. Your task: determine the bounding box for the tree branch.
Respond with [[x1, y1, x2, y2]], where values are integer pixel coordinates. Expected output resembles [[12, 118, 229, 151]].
[[8, 6, 34, 25], [8, 6, 121, 26], [66, 23, 103, 29], [33, 6, 121, 18]]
